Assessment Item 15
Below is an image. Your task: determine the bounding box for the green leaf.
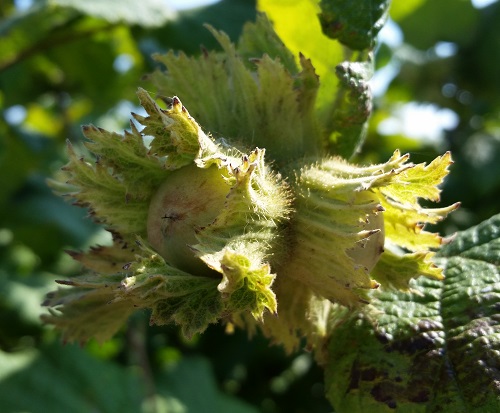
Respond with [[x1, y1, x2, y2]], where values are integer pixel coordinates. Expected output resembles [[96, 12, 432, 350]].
[[46, 24, 142, 113], [324, 213, 500, 413], [0, 128, 39, 210], [397, 0, 480, 49], [318, 0, 390, 50], [0, 344, 144, 413], [258, 0, 343, 114], [0, 272, 56, 327], [0, 344, 259, 413], [0, 5, 137, 104], [148, 0, 256, 55], [48, 0, 175, 27], [0, 4, 77, 73], [156, 356, 260, 413], [389, 0, 426, 21]]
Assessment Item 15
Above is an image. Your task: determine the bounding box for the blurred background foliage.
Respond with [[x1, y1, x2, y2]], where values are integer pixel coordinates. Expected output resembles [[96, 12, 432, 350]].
[[0, 0, 499, 412]]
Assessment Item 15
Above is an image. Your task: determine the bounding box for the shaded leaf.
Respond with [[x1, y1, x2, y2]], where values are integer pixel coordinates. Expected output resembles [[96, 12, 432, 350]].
[[65, 232, 136, 275], [237, 13, 297, 72], [49, 0, 175, 27], [148, 0, 256, 55], [0, 344, 144, 413], [42, 274, 136, 343], [0, 4, 78, 72], [156, 356, 260, 413], [397, 0, 480, 49], [0, 344, 259, 413], [0, 129, 40, 209], [318, 0, 390, 50]]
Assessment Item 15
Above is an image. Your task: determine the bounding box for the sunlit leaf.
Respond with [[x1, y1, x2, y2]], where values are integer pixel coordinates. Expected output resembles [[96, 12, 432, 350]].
[[390, 0, 426, 21], [324, 213, 500, 413], [258, 0, 343, 114]]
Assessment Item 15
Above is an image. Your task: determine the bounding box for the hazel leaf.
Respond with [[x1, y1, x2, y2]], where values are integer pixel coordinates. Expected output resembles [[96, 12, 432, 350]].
[[318, 0, 391, 50], [50, 0, 175, 27], [323, 213, 500, 413]]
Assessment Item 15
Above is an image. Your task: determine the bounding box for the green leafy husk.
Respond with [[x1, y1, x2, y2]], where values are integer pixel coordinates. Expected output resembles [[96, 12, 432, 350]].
[[44, 16, 457, 351]]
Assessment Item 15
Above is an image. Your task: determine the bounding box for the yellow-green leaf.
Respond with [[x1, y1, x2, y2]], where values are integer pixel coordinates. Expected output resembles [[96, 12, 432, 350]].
[[258, 0, 343, 112], [379, 152, 454, 205]]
